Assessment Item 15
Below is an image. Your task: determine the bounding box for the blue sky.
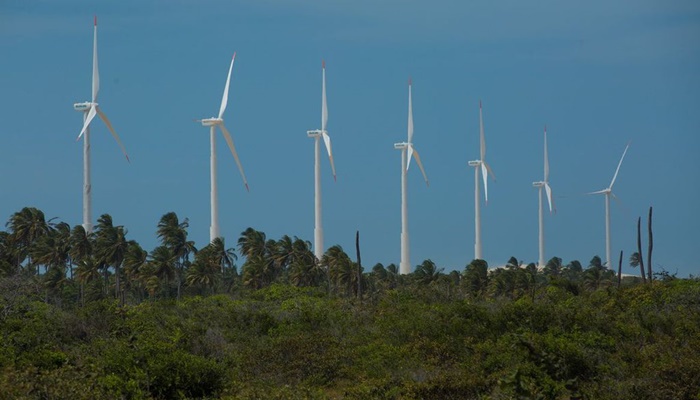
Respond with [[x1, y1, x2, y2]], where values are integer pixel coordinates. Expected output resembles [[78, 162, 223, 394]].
[[1, 0, 699, 277]]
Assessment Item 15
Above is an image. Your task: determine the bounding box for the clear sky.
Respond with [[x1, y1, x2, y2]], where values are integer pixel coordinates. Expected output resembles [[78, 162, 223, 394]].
[[1, 0, 699, 277]]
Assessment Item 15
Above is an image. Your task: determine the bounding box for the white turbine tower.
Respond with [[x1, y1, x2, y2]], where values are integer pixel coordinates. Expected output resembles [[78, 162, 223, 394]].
[[307, 61, 336, 261], [196, 53, 249, 243], [532, 126, 555, 267], [468, 101, 495, 261], [394, 79, 429, 275], [74, 16, 129, 234], [588, 142, 630, 267]]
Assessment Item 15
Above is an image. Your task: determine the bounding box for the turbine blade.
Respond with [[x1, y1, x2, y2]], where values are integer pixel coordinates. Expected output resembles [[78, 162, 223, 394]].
[[322, 60, 328, 132], [218, 53, 236, 119], [544, 126, 549, 182], [407, 78, 414, 143], [544, 182, 554, 213], [321, 131, 336, 181], [77, 106, 97, 141], [92, 16, 99, 102], [484, 161, 496, 181], [96, 107, 130, 162], [481, 162, 489, 203], [609, 142, 630, 189], [479, 100, 485, 161], [587, 189, 608, 195], [411, 147, 429, 187], [219, 124, 249, 191]]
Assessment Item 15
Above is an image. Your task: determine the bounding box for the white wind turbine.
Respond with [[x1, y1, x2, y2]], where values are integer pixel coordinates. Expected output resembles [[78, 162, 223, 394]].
[[468, 101, 495, 261], [394, 79, 429, 275], [307, 60, 337, 261], [74, 16, 130, 234], [196, 53, 249, 242], [532, 126, 555, 267], [588, 142, 630, 267]]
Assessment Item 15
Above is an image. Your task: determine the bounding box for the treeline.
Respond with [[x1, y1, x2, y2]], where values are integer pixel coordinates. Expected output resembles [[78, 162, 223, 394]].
[[1, 207, 698, 398], [0, 207, 665, 306]]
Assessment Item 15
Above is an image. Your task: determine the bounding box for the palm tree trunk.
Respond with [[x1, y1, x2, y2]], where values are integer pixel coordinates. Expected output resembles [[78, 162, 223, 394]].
[[356, 231, 362, 301], [637, 217, 646, 284], [647, 206, 653, 282], [617, 250, 623, 288]]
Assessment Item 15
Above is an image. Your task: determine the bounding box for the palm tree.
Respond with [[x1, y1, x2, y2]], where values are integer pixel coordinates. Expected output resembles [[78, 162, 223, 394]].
[[414, 259, 443, 285], [543, 256, 563, 278], [287, 237, 320, 287], [584, 255, 613, 290], [31, 222, 71, 277], [563, 260, 583, 282], [323, 245, 354, 296], [0, 231, 16, 276], [239, 228, 276, 288], [156, 212, 197, 300], [94, 214, 129, 301], [463, 259, 489, 298], [629, 252, 646, 283], [149, 245, 175, 297], [74, 257, 100, 305], [6, 207, 52, 271], [210, 237, 236, 272], [187, 247, 221, 294], [123, 240, 148, 301]]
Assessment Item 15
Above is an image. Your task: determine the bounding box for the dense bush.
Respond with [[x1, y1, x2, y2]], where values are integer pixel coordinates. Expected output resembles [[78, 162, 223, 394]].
[[0, 279, 699, 399]]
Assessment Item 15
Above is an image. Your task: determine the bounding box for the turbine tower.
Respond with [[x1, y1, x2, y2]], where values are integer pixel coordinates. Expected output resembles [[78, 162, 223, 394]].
[[74, 16, 129, 234], [532, 126, 555, 267], [196, 53, 249, 243], [468, 101, 495, 261], [394, 79, 429, 275], [588, 142, 630, 267], [307, 61, 336, 261]]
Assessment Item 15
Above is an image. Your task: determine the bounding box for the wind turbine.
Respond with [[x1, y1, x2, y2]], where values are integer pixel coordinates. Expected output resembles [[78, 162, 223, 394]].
[[394, 79, 429, 275], [468, 101, 495, 261], [73, 16, 129, 234], [196, 53, 249, 242], [532, 126, 555, 267], [588, 142, 630, 267], [306, 60, 337, 261]]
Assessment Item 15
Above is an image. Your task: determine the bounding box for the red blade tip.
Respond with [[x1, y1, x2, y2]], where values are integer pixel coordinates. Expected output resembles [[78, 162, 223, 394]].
[[94, 16, 97, 26], [232, 52, 236, 60], [408, 77, 412, 86], [322, 59, 325, 68]]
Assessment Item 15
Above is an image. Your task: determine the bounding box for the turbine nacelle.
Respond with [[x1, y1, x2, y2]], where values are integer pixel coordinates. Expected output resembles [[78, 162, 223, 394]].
[[73, 102, 95, 112], [307, 129, 325, 138], [532, 181, 544, 188], [468, 160, 481, 167], [394, 142, 409, 150], [199, 118, 223, 127]]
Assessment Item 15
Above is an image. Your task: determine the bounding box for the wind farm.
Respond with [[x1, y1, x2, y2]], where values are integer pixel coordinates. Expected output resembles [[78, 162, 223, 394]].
[[1, 4, 698, 398], [0, 4, 696, 280]]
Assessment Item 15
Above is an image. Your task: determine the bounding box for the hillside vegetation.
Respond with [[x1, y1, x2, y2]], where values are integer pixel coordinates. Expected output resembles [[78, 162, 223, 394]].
[[0, 207, 698, 399]]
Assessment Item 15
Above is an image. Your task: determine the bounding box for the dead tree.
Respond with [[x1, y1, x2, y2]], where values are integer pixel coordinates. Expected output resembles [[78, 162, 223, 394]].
[[618, 250, 623, 288], [637, 217, 647, 284], [647, 206, 653, 282]]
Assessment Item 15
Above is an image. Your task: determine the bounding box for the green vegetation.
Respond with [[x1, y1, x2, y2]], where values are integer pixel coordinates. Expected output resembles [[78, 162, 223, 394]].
[[0, 207, 698, 399]]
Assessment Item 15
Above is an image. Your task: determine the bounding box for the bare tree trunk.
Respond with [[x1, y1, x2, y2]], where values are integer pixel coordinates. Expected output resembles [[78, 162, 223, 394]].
[[637, 217, 647, 284], [647, 206, 653, 283], [617, 250, 623, 288], [355, 231, 362, 301]]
